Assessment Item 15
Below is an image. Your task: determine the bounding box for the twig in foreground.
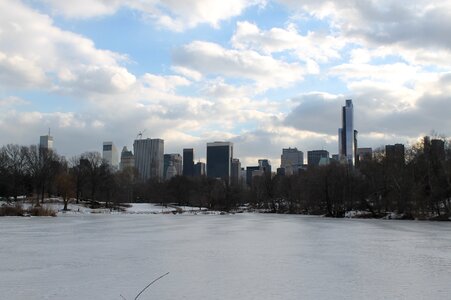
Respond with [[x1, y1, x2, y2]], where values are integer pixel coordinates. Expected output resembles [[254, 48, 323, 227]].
[[134, 272, 170, 300]]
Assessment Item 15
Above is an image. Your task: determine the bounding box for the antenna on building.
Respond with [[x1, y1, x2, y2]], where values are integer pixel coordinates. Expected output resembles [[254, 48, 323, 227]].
[[136, 129, 146, 140], [48, 128, 51, 136]]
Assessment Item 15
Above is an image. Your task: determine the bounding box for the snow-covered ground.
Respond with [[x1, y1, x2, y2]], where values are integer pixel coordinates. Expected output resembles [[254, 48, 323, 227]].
[[1, 200, 212, 215], [1, 214, 451, 299]]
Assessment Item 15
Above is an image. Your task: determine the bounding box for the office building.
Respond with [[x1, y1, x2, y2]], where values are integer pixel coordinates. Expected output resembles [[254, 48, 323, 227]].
[[133, 138, 164, 181], [356, 148, 372, 162], [194, 162, 206, 177], [277, 168, 286, 176], [258, 159, 272, 174], [308, 150, 329, 167], [424, 137, 446, 162], [206, 142, 233, 180], [103, 141, 119, 168], [119, 146, 134, 171], [281, 148, 303, 175], [183, 148, 194, 177], [39, 133, 54, 151], [338, 99, 356, 165], [164, 154, 182, 180], [231, 158, 241, 186], [246, 166, 259, 186], [385, 144, 405, 167], [165, 162, 177, 180]]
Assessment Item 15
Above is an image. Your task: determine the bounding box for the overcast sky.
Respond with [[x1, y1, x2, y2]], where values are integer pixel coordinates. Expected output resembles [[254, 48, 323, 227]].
[[1, 0, 450, 167]]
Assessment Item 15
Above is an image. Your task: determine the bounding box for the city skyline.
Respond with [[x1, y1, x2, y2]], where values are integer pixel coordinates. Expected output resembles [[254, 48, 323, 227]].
[[1, 1, 451, 168]]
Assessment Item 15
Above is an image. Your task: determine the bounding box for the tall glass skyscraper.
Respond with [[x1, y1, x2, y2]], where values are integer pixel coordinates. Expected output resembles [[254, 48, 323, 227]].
[[206, 142, 233, 181], [339, 99, 356, 166], [182, 148, 194, 177]]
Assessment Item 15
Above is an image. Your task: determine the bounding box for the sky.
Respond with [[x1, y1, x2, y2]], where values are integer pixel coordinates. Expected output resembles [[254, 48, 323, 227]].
[[1, 0, 451, 167]]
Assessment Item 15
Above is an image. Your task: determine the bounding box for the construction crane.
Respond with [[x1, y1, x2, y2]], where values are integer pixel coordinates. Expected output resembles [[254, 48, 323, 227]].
[[136, 129, 146, 140]]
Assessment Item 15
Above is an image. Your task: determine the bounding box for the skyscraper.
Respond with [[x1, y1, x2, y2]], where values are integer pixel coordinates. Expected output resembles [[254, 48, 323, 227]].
[[246, 166, 259, 186], [280, 147, 303, 175], [194, 162, 206, 177], [39, 133, 54, 151], [133, 138, 164, 181], [183, 148, 194, 177], [339, 99, 356, 165], [231, 158, 241, 186], [356, 147, 372, 163], [258, 159, 271, 174], [120, 146, 134, 171], [103, 141, 119, 168], [307, 150, 329, 167], [385, 144, 405, 167], [183, 148, 194, 176], [164, 153, 182, 179], [206, 142, 233, 181]]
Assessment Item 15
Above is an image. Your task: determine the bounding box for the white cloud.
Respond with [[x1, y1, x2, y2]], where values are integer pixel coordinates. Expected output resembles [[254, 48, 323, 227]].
[[0, 96, 30, 108], [279, 0, 451, 67], [39, 0, 266, 31], [141, 73, 191, 92], [173, 41, 304, 91], [231, 21, 344, 65], [0, 1, 136, 95], [41, 0, 122, 19]]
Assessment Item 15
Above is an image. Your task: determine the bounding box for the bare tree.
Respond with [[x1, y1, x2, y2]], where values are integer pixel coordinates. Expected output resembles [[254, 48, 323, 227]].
[[55, 165, 75, 211], [80, 152, 108, 203], [3, 144, 27, 201]]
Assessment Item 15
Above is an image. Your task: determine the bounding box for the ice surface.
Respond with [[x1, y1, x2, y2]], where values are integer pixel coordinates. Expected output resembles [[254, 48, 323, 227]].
[[1, 215, 451, 299]]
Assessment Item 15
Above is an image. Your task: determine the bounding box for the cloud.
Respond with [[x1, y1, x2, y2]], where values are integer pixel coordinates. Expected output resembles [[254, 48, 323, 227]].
[[279, 0, 451, 67], [231, 21, 344, 65], [41, 0, 122, 18], [39, 0, 266, 31], [284, 92, 343, 135], [141, 73, 191, 92], [0, 96, 30, 108], [173, 41, 304, 91], [0, 1, 136, 95]]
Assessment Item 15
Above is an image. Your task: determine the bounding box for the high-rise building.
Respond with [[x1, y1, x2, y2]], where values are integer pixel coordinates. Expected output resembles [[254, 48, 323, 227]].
[[246, 166, 259, 186], [194, 162, 206, 177], [165, 162, 177, 180], [103, 141, 119, 168], [307, 150, 329, 167], [385, 144, 405, 167], [281, 148, 303, 175], [39, 133, 54, 151], [425, 137, 446, 162], [356, 148, 372, 163], [183, 148, 194, 177], [120, 146, 134, 171], [206, 142, 233, 180], [133, 138, 164, 181], [277, 167, 286, 176], [338, 99, 356, 165], [258, 159, 272, 174], [164, 154, 182, 180], [231, 158, 241, 186]]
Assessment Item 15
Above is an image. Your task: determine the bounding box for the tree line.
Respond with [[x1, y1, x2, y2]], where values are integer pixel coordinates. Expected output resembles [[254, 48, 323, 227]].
[[0, 136, 450, 219]]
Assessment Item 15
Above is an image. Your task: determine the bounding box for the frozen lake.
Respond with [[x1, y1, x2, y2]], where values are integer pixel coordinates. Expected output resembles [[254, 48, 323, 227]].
[[1, 214, 451, 299]]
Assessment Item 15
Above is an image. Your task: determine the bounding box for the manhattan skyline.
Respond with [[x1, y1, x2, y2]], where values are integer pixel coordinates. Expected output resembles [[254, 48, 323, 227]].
[[1, 1, 450, 166]]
